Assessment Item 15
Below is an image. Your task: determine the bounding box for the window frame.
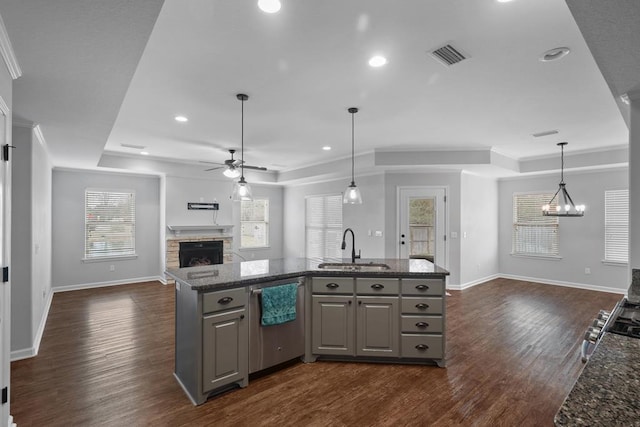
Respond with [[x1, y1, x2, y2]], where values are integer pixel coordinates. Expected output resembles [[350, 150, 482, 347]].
[[83, 188, 137, 262], [603, 189, 629, 265], [512, 192, 560, 258], [240, 198, 270, 249]]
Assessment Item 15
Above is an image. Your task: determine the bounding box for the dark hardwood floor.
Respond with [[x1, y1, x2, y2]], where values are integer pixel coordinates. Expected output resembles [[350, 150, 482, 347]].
[[10, 278, 622, 426]]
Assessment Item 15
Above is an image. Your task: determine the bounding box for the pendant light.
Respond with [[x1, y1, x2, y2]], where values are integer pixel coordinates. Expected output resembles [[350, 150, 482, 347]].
[[542, 142, 585, 217], [231, 93, 253, 202], [343, 107, 362, 204]]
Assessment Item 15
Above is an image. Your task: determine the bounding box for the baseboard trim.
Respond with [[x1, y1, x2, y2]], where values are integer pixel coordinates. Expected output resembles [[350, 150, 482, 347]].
[[52, 276, 165, 293], [498, 274, 626, 295], [10, 288, 54, 362], [448, 274, 500, 291]]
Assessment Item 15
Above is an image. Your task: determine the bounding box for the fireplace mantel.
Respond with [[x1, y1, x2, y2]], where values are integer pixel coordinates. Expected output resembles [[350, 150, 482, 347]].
[[167, 224, 233, 237]]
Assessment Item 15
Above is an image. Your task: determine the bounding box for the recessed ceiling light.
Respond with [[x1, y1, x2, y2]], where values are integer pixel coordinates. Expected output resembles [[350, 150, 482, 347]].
[[140, 151, 149, 156], [174, 115, 188, 122], [368, 55, 387, 67], [258, 0, 281, 13], [540, 47, 570, 62], [497, 0, 514, 3], [322, 146, 331, 151]]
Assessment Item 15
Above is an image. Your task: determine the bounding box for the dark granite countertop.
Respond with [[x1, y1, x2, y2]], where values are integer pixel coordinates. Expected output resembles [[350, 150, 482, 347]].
[[165, 257, 449, 291], [554, 332, 640, 426]]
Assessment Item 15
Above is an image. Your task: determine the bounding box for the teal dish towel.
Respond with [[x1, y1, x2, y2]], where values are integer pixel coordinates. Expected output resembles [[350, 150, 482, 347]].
[[261, 283, 298, 326]]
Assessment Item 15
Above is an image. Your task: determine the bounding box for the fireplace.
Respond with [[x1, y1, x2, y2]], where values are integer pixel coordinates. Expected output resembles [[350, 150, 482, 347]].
[[179, 241, 223, 267]]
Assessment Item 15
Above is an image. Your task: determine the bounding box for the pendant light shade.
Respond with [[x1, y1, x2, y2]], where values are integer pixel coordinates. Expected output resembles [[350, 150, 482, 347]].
[[343, 107, 362, 204], [542, 142, 585, 217], [232, 93, 253, 202]]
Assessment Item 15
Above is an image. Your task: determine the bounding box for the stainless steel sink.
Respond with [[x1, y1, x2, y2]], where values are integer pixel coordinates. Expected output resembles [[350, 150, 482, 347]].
[[317, 262, 391, 271]]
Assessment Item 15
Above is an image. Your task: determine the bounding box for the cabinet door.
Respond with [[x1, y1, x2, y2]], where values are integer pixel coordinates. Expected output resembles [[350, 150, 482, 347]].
[[356, 296, 399, 357], [312, 295, 355, 356], [202, 307, 248, 393]]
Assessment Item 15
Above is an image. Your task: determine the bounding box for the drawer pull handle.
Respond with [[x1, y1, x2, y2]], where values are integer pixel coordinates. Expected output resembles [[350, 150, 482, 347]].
[[326, 283, 339, 289], [415, 303, 429, 310], [415, 284, 429, 291], [371, 284, 384, 290], [415, 344, 429, 351], [415, 322, 429, 328], [218, 296, 233, 304]]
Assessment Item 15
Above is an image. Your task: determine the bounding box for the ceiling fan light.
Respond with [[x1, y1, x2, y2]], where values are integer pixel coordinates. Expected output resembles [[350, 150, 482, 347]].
[[223, 166, 241, 178], [258, 0, 281, 13]]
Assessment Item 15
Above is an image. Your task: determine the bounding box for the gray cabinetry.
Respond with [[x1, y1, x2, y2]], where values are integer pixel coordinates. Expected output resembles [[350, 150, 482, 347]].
[[356, 296, 399, 356], [311, 294, 355, 355], [201, 288, 249, 394], [202, 306, 248, 392]]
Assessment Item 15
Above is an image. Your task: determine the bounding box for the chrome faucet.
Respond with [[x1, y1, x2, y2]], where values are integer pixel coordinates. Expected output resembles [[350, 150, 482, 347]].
[[341, 228, 361, 264]]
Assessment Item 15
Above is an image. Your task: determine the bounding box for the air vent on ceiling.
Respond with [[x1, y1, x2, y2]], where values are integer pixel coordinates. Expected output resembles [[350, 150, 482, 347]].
[[532, 130, 559, 138], [120, 143, 146, 150], [430, 44, 467, 66]]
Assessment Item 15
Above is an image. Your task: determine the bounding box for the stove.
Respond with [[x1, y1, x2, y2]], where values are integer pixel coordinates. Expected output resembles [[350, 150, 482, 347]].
[[608, 299, 640, 339]]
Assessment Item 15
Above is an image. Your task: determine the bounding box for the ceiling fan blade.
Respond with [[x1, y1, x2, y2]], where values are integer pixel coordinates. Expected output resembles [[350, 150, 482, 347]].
[[242, 165, 268, 171], [205, 166, 224, 171]]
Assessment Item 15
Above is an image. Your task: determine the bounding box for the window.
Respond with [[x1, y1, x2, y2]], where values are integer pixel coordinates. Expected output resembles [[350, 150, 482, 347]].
[[85, 189, 136, 259], [305, 194, 343, 259], [604, 189, 628, 263], [241, 199, 269, 248], [512, 193, 559, 256]]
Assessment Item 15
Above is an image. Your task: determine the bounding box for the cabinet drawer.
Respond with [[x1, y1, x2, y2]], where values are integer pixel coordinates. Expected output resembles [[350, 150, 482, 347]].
[[202, 288, 247, 313], [401, 297, 443, 315], [312, 277, 354, 294], [356, 278, 399, 295], [401, 334, 443, 359], [401, 278, 444, 296], [401, 315, 443, 333]]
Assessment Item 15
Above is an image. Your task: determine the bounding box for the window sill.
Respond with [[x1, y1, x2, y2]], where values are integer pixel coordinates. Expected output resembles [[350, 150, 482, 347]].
[[510, 253, 562, 261], [82, 254, 138, 263], [601, 260, 628, 267]]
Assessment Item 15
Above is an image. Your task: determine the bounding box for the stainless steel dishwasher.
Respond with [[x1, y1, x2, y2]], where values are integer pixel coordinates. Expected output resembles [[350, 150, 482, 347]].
[[248, 278, 305, 374]]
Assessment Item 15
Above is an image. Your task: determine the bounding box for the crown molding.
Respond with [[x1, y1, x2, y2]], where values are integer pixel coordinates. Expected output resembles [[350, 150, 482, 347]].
[[0, 12, 22, 79], [12, 119, 34, 128]]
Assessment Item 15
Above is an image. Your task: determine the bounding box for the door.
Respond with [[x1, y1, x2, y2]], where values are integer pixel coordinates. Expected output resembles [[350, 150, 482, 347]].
[[398, 187, 446, 267], [0, 96, 10, 424], [311, 295, 354, 356], [356, 296, 399, 356], [202, 307, 247, 392]]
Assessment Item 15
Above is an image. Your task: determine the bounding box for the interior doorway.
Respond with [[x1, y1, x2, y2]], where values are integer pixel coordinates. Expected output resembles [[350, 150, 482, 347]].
[[397, 187, 446, 268]]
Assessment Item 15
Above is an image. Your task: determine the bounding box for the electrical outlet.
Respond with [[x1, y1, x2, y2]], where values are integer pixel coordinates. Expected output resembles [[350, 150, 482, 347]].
[[585, 267, 591, 275], [109, 264, 115, 272], [375, 231, 383, 237]]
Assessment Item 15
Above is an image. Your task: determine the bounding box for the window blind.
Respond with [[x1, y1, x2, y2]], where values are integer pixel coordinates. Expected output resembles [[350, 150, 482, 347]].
[[604, 189, 628, 263], [85, 190, 136, 258], [305, 194, 342, 259], [512, 193, 558, 256]]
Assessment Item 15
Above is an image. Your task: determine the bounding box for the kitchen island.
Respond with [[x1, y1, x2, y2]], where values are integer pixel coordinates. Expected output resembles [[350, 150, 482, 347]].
[[554, 332, 640, 426], [166, 257, 449, 405]]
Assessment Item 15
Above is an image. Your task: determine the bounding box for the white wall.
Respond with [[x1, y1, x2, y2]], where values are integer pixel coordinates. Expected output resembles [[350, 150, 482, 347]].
[[283, 174, 387, 260], [52, 169, 161, 289], [165, 175, 285, 260], [10, 124, 53, 358], [460, 172, 499, 286], [498, 168, 628, 292]]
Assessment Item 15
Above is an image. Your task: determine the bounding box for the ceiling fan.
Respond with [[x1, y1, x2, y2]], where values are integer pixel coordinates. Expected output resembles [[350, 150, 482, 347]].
[[204, 149, 267, 177]]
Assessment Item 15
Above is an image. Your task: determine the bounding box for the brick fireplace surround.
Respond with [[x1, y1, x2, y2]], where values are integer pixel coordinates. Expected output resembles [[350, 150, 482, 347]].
[[166, 235, 233, 282]]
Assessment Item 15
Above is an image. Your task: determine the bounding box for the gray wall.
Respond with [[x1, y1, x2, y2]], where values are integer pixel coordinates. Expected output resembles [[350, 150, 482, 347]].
[[283, 174, 387, 260], [498, 168, 628, 292], [165, 176, 285, 260], [52, 169, 161, 288], [460, 172, 499, 285], [10, 124, 53, 356]]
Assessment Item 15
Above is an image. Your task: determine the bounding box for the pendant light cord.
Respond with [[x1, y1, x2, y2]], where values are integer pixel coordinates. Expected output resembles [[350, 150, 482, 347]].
[[240, 96, 245, 179], [351, 110, 355, 184]]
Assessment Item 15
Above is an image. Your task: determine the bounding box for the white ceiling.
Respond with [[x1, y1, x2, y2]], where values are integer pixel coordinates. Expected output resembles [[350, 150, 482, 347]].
[[1, 0, 637, 182]]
